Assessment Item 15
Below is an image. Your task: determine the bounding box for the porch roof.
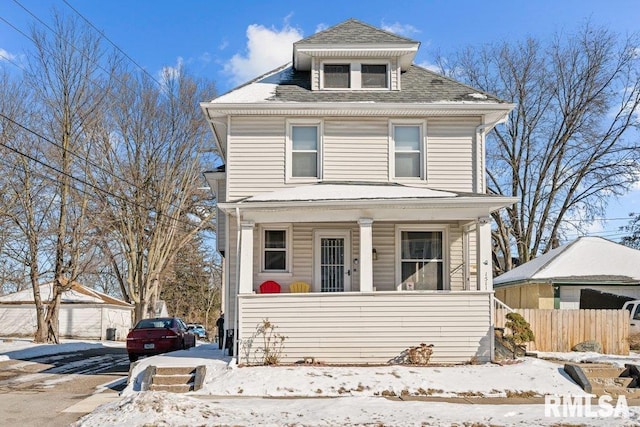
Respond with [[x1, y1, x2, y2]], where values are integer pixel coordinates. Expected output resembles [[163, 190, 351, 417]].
[[218, 182, 516, 222]]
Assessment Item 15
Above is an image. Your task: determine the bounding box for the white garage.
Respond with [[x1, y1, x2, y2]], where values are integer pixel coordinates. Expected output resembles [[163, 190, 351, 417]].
[[0, 282, 133, 340]]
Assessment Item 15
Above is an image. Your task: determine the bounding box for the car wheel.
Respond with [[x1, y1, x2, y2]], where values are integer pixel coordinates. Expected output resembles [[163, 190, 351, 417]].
[[128, 353, 138, 362]]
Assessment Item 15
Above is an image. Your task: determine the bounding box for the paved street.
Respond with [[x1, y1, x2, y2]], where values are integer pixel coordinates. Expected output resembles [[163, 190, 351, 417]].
[[0, 346, 129, 426]]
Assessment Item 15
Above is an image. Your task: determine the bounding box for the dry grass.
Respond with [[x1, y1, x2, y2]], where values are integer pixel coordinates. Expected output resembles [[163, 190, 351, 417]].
[[629, 333, 640, 351]]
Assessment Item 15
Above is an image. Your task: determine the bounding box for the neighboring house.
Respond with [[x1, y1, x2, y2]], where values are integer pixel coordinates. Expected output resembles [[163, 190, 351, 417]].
[[201, 19, 515, 364], [494, 236, 640, 309], [0, 282, 133, 340]]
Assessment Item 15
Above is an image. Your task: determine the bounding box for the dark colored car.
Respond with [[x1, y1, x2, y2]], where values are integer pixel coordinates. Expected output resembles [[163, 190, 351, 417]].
[[126, 317, 196, 362]]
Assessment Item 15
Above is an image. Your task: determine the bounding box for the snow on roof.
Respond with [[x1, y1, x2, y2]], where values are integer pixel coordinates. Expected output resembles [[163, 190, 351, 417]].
[[494, 236, 640, 286], [210, 65, 293, 103], [243, 183, 457, 203], [0, 282, 132, 307]]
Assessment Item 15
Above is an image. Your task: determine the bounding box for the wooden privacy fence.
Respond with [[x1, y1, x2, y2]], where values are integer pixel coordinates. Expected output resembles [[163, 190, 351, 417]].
[[494, 308, 629, 355]]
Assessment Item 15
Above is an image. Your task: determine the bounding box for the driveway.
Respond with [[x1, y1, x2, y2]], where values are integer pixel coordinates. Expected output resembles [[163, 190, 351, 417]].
[[0, 346, 129, 426]]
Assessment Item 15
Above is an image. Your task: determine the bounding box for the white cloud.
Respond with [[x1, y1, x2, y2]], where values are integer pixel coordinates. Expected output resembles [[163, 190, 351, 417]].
[[315, 23, 328, 33], [158, 56, 184, 85], [218, 39, 228, 51], [381, 21, 420, 37], [0, 48, 17, 62], [224, 23, 303, 85], [416, 61, 441, 73]]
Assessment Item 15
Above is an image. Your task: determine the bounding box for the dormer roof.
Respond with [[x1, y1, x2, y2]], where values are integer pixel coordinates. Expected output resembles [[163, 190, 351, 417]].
[[293, 18, 419, 71]]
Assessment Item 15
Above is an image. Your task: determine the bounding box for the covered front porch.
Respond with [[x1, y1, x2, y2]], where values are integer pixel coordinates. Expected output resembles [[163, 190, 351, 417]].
[[218, 183, 515, 363]]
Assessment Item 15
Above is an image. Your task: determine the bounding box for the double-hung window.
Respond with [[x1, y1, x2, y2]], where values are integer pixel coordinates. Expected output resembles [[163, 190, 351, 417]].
[[391, 121, 425, 179], [288, 121, 321, 180], [398, 228, 446, 290], [263, 229, 288, 272]]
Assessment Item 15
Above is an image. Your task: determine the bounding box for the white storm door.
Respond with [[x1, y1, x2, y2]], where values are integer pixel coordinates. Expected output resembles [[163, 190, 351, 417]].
[[314, 230, 351, 292]]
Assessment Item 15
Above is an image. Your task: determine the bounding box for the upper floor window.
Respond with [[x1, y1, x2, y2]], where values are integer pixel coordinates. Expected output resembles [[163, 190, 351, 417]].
[[362, 64, 388, 88], [391, 121, 426, 179], [324, 64, 350, 88], [321, 61, 390, 90], [287, 120, 322, 181]]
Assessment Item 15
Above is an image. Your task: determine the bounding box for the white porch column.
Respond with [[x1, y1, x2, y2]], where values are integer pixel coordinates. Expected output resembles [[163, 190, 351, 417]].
[[238, 221, 255, 294], [476, 216, 492, 291], [358, 218, 374, 292]]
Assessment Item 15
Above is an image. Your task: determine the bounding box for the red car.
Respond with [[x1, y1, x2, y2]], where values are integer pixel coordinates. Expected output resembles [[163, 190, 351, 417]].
[[126, 317, 196, 362]]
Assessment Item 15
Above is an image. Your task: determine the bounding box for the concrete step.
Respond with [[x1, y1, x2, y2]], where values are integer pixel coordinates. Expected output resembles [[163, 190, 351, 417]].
[[149, 384, 193, 393], [588, 376, 633, 388], [581, 367, 627, 378], [151, 374, 194, 386], [590, 386, 640, 398], [154, 367, 196, 376]]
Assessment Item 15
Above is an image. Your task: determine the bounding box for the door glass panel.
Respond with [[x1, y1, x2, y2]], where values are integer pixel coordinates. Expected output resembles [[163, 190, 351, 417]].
[[320, 238, 344, 292]]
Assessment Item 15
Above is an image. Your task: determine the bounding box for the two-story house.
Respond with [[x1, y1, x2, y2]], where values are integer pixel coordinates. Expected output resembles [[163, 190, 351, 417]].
[[201, 19, 515, 364]]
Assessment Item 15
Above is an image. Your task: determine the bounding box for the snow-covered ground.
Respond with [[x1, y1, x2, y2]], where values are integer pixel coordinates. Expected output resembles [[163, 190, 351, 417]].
[[2, 338, 640, 426]]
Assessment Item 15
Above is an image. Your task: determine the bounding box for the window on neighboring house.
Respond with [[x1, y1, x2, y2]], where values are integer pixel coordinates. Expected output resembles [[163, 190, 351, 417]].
[[324, 64, 350, 88], [362, 64, 388, 88], [291, 125, 319, 178], [400, 230, 444, 290], [263, 229, 287, 271], [393, 124, 423, 178]]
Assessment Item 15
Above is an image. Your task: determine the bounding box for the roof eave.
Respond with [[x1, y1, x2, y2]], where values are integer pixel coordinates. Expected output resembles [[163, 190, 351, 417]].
[[219, 195, 517, 214]]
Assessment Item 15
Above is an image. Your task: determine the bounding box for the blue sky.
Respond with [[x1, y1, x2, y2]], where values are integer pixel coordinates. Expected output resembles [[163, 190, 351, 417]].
[[1, 0, 639, 240]]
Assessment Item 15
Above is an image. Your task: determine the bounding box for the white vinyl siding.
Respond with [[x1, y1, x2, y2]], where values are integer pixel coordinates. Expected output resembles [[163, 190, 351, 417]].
[[426, 117, 480, 192], [226, 116, 480, 200], [239, 291, 493, 364], [323, 119, 389, 181], [227, 116, 286, 200], [216, 179, 227, 254]]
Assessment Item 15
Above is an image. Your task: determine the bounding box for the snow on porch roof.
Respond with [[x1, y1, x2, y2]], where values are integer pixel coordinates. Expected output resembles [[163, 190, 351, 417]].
[[493, 236, 640, 286], [0, 282, 132, 307], [242, 183, 457, 203]]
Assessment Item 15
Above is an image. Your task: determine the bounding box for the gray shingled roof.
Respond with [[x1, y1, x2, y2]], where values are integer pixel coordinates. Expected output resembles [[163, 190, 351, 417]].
[[265, 65, 506, 103], [294, 18, 418, 46]]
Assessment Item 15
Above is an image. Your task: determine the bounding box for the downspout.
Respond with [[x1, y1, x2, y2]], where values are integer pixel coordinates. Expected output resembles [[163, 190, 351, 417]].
[[475, 115, 508, 363], [475, 116, 508, 193]]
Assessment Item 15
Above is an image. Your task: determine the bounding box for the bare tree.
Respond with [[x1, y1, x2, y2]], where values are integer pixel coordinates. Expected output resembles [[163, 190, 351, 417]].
[[94, 64, 217, 322], [24, 12, 117, 342], [439, 24, 640, 272]]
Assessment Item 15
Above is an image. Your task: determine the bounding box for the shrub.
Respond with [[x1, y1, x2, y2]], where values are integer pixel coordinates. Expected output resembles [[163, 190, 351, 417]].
[[504, 312, 534, 357]]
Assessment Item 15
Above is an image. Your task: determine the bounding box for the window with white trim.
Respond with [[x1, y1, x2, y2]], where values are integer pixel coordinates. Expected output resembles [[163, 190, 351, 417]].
[[263, 229, 288, 272], [287, 120, 322, 181], [397, 228, 446, 290], [321, 61, 390, 90], [391, 121, 425, 179]]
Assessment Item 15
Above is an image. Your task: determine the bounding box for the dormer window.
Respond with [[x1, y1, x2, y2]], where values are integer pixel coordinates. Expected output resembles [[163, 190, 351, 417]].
[[362, 64, 388, 88], [324, 64, 350, 88], [321, 61, 390, 90]]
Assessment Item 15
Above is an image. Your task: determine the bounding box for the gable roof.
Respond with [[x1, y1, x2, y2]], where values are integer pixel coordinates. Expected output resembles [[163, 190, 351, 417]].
[[493, 237, 640, 287], [0, 282, 132, 307], [295, 18, 418, 45]]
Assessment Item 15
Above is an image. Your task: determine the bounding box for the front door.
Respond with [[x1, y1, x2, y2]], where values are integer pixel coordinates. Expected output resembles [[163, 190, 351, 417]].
[[314, 230, 351, 292]]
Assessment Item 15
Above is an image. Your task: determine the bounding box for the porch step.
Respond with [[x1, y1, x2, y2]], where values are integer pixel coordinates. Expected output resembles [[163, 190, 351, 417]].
[[564, 363, 640, 397], [141, 365, 206, 393]]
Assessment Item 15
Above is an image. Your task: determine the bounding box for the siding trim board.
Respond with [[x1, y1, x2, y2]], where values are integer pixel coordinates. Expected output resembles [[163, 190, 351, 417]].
[[238, 291, 492, 364]]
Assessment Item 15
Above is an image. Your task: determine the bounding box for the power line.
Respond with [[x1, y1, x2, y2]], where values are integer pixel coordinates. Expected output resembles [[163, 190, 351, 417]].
[[0, 136, 206, 230], [0, 4, 210, 216]]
